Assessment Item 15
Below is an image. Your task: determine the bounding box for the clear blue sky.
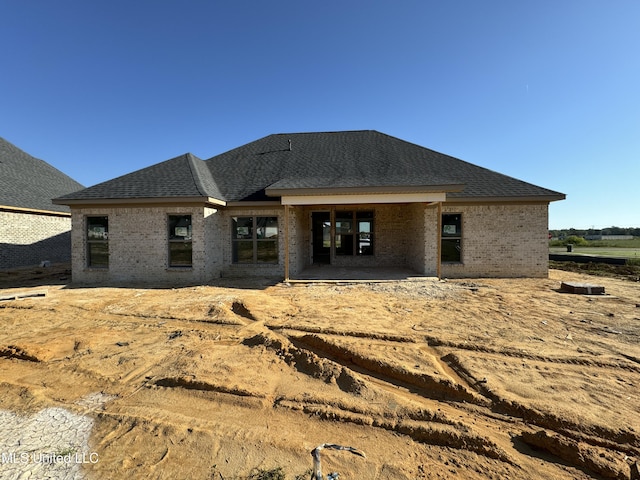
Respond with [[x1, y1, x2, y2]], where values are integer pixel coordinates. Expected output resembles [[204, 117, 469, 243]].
[[1, 1, 638, 229]]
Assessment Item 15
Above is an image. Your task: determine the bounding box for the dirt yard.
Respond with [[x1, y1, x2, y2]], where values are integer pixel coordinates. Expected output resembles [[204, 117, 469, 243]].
[[0, 265, 639, 479]]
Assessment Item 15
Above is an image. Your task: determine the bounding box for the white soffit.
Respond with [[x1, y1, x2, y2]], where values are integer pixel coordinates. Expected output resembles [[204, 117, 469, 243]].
[[280, 192, 447, 205]]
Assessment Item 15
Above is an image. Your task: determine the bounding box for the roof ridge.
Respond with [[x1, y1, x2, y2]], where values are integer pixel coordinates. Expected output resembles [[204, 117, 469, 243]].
[[185, 152, 225, 201], [185, 153, 207, 196], [269, 129, 377, 137]]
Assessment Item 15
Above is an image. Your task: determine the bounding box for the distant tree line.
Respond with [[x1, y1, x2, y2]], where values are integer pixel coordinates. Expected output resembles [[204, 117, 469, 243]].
[[550, 227, 640, 238]]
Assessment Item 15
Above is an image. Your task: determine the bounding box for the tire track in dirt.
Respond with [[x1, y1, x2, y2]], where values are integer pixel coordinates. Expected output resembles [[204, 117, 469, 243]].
[[257, 331, 638, 480], [0, 345, 42, 362], [416, 343, 476, 390], [426, 335, 640, 373], [274, 325, 416, 343], [241, 330, 517, 465], [442, 351, 640, 462], [153, 377, 267, 399], [287, 334, 480, 404]]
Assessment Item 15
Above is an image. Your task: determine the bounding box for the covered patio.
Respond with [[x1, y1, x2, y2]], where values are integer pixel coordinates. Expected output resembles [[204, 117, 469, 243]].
[[274, 187, 459, 282]]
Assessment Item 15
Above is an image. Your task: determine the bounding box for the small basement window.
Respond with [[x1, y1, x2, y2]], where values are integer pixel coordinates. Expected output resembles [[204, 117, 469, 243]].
[[441, 213, 462, 262], [168, 215, 192, 267], [87, 216, 109, 268]]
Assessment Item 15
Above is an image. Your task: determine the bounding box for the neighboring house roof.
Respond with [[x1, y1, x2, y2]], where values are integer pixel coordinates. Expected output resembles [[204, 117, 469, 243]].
[[54, 130, 565, 205], [0, 137, 84, 214]]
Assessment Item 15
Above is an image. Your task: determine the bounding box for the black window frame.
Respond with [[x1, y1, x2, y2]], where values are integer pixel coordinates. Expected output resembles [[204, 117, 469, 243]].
[[232, 216, 278, 264], [168, 215, 193, 267], [441, 213, 462, 263], [86, 216, 109, 268], [335, 210, 374, 256]]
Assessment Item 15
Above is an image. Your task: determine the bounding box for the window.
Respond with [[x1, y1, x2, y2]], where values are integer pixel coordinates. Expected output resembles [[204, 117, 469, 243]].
[[87, 216, 109, 268], [168, 215, 192, 267], [335, 211, 373, 256], [441, 213, 462, 262], [232, 217, 278, 264]]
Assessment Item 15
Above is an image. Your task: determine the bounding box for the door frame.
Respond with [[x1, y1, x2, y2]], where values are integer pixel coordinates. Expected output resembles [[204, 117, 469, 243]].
[[310, 210, 332, 264]]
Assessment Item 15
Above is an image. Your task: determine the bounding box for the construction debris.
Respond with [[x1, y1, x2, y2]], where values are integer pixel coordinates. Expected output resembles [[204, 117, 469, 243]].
[[0, 290, 47, 302], [560, 282, 605, 295], [310, 443, 366, 480]]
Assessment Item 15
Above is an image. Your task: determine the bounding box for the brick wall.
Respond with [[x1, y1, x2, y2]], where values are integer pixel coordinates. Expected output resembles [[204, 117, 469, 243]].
[[288, 206, 306, 277], [440, 203, 549, 278], [369, 204, 411, 267], [405, 203, 440, 276], [0, 210, 72, 269], [219, 207, 286, 278], [71, 206, 221, 285], [67, 201, 550, 284]]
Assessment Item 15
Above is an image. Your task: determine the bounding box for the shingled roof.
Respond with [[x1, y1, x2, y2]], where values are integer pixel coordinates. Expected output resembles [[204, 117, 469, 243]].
[[0, 137, 84, 213], [56, 153, 223, 201], [55, 130, 565, 205]]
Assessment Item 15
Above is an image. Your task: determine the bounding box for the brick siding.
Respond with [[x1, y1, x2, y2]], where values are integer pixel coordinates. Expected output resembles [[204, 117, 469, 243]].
[[71, 206, 220, 285], [67, 201, 550, 284], [440, 203, 549, 278], [0, 210, 72, 269]]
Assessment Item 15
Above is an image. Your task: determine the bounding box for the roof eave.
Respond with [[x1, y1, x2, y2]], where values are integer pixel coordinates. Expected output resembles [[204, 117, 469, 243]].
[[265, 183, 466, 197], [446, 194, 566, 203], [225, 201, 283, 207], [52, 196, 227, 207], [0, 204, 71, 217]]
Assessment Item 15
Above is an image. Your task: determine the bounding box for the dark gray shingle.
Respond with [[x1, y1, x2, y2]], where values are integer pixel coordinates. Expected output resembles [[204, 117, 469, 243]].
[[54, 153, 222, 202], [207, 131, 564, 202], [0, 137, 84, 213]]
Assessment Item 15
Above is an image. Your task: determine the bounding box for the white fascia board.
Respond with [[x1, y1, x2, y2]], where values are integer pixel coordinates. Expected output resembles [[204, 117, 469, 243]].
[[280, 192, 447, 205]]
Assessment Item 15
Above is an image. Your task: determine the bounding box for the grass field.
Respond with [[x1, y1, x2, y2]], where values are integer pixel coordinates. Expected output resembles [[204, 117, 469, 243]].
[[549, 236, 640, 260], [586, 237, 640, 248]]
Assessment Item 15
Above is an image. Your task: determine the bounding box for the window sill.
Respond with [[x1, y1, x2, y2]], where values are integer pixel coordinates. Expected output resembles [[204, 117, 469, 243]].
[[166, 266, 193, 271], [230, 263, 279, 266]]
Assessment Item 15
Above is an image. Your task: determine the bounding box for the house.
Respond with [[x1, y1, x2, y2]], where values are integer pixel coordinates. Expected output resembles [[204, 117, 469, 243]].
[[584, 235, 634, 241], [0, 137, 84, 269], [53, 130, 565, 284]]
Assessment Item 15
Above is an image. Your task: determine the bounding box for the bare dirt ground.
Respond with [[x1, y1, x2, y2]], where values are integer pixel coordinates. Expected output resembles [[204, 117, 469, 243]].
[[0, 264, 639, 479]]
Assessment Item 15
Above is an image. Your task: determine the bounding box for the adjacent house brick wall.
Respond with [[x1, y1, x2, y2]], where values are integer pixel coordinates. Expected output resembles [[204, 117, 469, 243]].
[[0, 210, 72, 269]]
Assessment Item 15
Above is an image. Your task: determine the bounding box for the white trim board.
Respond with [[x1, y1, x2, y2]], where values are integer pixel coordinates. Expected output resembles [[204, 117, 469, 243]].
[[280, 192, 446, 205]]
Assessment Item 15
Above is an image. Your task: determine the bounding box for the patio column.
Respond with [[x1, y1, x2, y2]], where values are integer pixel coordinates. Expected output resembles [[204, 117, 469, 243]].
[[437, 201, 442, 279], [284, 204, 290, 281]]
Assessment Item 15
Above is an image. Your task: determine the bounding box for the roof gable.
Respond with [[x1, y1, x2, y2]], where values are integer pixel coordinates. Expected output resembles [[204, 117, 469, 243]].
[[0, 137, 84, 213], [55, 153, 224, 203]]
